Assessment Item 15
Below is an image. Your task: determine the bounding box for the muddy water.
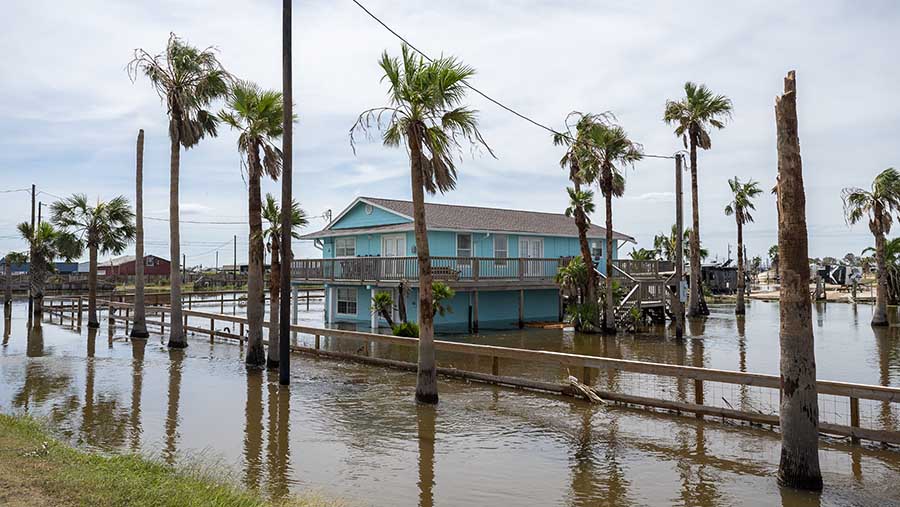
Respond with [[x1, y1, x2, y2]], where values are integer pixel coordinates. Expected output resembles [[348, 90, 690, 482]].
[[2, 301, 900, 506]]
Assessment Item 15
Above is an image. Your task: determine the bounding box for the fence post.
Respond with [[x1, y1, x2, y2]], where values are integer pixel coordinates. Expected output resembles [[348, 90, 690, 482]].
[[188, 293, 192, 310], [315, 334, 320, 350], [239, 321, 245, 341], [160, 311, 165, 334], [77, 297, 83, 327], [694, 379, 704, 419], [850, 397, 860, 444], [220, 293, 224, 313], [125, 307, 130, 334], [492, 356, 499, 376], [210, 317, 215, 342], [582, 366, 592, 387]]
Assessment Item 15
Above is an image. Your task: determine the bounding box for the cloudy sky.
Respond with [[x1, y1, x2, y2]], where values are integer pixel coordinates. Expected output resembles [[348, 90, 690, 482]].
[[2, 0, 899, 266]]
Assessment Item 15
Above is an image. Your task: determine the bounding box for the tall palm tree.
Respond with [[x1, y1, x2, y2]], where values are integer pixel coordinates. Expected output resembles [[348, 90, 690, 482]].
[[581, 118, 643, 332], [4, 251, 28, 308], [664, 82, 733, 317], [724, 177, 762, 315], [261, 192, 308, 368], [16, 222, 81, 317], [129, 33, 230, 347], [842, 168, 900, 326], [565, 187, 598, 318], [553, 113, 603, 323], [220, 81, 284, 368], [51, 194, 136, 328], [351, 44, 492, 404], [132, 129, 149, 338]]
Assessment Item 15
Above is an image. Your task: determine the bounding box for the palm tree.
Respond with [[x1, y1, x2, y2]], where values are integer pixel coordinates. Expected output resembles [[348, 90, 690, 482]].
[[628, 248, 656, 261], [129, 33, 230, 347], [351, 44, 492, 404], [664, 82, 733, 317], [371, 292, 396, 329], [51, 194, 136, 328], [581, 118, 643, 332], [653, 225, 708, 262], [132, 129, 149, 338], [842, 168, 900, 326], [863, 237, 900, 304], [16, 222, 81, 317], [553, 113, 604, 324], [220, 81, 285, 368], [261, 192, 307, 368], [4, 252, 28, 308], [724, 177, 762, 315]]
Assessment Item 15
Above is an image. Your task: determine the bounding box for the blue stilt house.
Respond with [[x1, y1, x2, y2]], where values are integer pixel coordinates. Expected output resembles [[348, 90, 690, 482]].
[[293, 197, 635, 331]]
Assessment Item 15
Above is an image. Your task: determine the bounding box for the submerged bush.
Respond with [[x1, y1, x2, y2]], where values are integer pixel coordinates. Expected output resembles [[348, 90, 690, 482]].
[[392, 322, 419, 337]]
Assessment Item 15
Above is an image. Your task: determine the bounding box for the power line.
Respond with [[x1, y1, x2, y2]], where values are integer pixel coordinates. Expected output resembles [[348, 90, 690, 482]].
[[349, 0, 676, 161], [144, 216, 248, 225]]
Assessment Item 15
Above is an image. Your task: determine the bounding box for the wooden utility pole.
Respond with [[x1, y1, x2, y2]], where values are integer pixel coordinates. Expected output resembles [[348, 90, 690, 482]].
[[27, 184, 35, 317], [674, 154, 685, 340], [278, 0, 293, 386], [774, 70, 822, 491]]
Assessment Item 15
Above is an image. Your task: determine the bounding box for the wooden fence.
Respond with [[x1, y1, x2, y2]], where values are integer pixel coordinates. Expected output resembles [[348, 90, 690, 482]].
[[41, 295, 900, 446]]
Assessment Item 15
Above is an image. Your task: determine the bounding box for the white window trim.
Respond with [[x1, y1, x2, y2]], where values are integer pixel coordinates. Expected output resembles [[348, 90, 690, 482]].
[[335, 287, 358, 316], [334, 237, 357, 258], [381, 234, 406, 257], [457, 233, 473, 266], [493, 234, 508, 265]]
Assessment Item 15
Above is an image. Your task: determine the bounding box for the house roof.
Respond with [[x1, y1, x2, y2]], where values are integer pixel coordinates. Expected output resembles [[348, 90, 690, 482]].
[[300, 196, 636, 242], [98, 255, 168, 267]]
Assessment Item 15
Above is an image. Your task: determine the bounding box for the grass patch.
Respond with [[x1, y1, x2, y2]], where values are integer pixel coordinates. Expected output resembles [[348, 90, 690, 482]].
[[0, 414, 341, 507]]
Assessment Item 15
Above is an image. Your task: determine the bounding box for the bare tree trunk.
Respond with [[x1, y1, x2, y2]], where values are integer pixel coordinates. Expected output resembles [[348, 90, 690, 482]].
[[167, 123, 186, 348], [132, 129, 149, 338], [267, 234, 281, 368], [410, 133, 437, 404], [603, 184, 616, 333], [775, 70, 822, 491], [687, 139, 705, 317], [735, 217, 746, 314], [246, 149, 266, 368], [88, 243, 99, 327], [872, 232, 889, 326]]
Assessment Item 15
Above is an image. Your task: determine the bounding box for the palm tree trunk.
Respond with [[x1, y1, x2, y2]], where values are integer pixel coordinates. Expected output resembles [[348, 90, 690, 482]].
[[410, 134, 437, 404], [132, 129, 149, 338], [267, 235, 281, 369], [4, 262, 11, 308], [88, 243, 99, 328], [167, 123, 186, 348], [573, 181, 599, 331], [687, 139, 704, 317], [873, 232, 889, 326], [603, 188, 616, 333], [246, 149, 266, 367], [735, 216, 746, 315], [775, 70, 822, 491]]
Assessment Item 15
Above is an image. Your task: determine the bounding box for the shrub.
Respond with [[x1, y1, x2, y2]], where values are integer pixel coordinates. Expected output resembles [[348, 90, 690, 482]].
[[392, 321, 419, 337]]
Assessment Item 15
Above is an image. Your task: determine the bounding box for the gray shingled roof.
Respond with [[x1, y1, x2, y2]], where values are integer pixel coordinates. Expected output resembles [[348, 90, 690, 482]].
[[301, 197, 635, 242]]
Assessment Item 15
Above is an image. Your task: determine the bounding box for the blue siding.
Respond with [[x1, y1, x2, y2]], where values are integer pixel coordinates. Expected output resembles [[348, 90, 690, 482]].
[[331, 201, 410, 230]]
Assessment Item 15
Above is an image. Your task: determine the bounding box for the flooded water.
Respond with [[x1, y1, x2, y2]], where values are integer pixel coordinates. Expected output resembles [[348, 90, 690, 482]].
[[2, 300, 900, 506]]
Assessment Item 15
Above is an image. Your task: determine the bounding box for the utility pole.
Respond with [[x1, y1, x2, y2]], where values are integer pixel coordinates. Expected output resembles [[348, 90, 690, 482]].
[[27, 184, 35, 317], [182, 253, 186, 284], [37, 202, 43, 225], [278, 0, 293, 386], [674, 154, 685, 340]]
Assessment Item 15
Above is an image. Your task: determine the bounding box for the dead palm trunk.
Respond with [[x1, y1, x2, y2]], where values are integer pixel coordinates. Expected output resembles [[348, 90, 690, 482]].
[[246, 146, 266, 367], [735, 214, 746, 314], [131, 129, 149, 338], [872, 231, 889, 326], [687, 136, 705, 317], [267, 233, 281, 369], [410, 132, 437, 404], [87, 242, 99, 327], [603, 173, 616, 334], [168, 117, 186, 348], [774, 70, 822, 491]]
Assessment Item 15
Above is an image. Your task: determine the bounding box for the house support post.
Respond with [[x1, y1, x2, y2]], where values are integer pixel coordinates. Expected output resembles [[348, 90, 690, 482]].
[[291, 285, 299, 324], [518, 289, 524, 328], [326, 286, 334, 325], [473, 290, 479, 333], [370, 287, 377, 330]]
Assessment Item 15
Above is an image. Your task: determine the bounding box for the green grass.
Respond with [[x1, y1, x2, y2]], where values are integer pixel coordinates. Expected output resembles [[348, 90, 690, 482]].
[[0, 414, 341, 507]]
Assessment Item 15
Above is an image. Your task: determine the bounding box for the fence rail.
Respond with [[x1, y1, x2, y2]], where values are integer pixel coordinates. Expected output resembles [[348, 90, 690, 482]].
[[42, 296, 900, 447]]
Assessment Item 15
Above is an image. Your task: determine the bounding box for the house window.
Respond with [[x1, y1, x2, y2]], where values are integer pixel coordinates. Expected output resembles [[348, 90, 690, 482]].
[[336, 287, 358, 315], [494, 234, 508, 266], [457, 233, 472, 265], [590, 240, 602, 259], [335, 237, 356, 257], [145, 256, 155, 266]]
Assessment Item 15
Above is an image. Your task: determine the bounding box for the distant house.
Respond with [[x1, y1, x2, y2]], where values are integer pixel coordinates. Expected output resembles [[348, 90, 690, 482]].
[[90, 255, 171, 276], [294, 196, 636, 331], [0, 261, 78, 274], [700, 261, 739, 295]]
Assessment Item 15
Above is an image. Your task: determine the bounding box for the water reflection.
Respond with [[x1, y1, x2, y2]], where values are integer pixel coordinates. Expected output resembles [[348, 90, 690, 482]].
[[872, 326, 900, 431], [416, 405, 436, 507], [3, 305, 10, 346], [27, 319, 44, 357], [130, 338, 146, 452], [569, 410, 632, 506], [244, 369, 264, 490], [165, 348, 184, 465]]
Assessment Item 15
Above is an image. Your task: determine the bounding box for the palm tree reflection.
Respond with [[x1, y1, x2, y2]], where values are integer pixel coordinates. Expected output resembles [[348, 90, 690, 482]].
[[244, 369, 264, 490], [164, 348, 184, 466], [416, 404, 436, 507]]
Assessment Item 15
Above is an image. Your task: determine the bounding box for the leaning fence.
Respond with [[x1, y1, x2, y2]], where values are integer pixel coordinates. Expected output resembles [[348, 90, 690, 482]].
[[41, 295, 900, 446]]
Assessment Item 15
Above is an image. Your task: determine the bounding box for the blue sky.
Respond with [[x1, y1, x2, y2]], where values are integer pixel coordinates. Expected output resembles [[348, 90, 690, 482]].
[[2, 0, 899, 266]]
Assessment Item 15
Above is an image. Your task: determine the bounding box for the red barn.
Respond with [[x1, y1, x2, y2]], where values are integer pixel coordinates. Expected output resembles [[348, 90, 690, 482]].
[[96, 255, 170, 276]]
